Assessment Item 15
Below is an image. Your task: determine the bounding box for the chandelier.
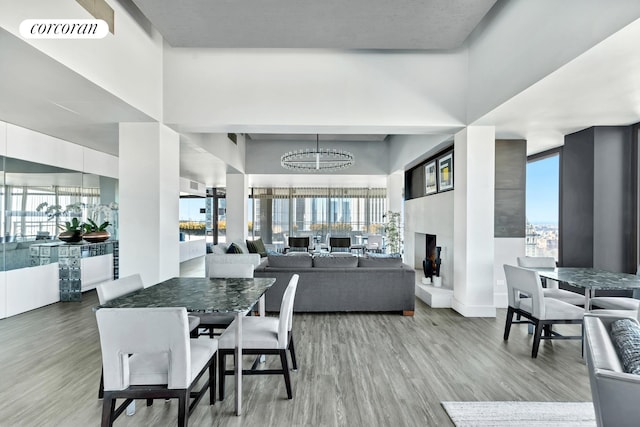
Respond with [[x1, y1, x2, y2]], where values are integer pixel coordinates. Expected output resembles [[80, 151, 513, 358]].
[[280, 135, 354, 172]]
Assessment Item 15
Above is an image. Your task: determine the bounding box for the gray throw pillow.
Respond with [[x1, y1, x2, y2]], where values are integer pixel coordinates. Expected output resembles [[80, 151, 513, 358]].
[[313, 255, 358, 268], [358, 257, 402, 268], [268, 254, 313, 268], [610, 318, 640, 375]]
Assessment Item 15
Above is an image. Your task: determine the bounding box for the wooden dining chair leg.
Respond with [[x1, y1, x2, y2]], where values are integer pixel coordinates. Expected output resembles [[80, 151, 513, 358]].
[[218, 351, 227, 401], [280, 349, 293, 399], [177, 391, 188, 427], [532, 320, 544, 358], [101, 395, 115, 427], [98, 371, 104, 398], [503, 306, 515, 340], [209, 357, 217, 405], [288, 335, 298, 371]]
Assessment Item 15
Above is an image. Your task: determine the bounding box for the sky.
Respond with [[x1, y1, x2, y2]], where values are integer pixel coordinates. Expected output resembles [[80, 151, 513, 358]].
[[526, 154, 559, 225], [179, 198, 206, 222]]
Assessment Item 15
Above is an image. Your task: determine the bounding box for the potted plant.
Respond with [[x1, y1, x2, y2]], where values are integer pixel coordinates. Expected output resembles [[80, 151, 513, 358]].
[[82, 219, 111, 243], [383, 211, 402, 255], [58, 217, 84, 243]]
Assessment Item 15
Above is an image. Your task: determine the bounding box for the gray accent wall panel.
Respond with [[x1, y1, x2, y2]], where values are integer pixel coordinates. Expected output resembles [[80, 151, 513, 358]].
[[593, 126, 634, 272], [560, 126, 635, 273], [494, 139, 526, 238], [561, 128, 595, 267]]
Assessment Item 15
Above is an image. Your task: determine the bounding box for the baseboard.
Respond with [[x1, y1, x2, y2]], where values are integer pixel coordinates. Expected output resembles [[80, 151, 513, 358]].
[[494, 291, 508, 308], [451, 298, 497, 317]]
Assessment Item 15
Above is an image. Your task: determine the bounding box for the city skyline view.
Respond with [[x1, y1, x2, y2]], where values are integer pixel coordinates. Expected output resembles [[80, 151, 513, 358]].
[[526, 153, 560, 259]]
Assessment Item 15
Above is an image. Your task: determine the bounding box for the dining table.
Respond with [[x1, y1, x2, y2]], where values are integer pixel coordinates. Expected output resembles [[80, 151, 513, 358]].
[[531, 267, 640, 310], [96, 276, 276, 416]]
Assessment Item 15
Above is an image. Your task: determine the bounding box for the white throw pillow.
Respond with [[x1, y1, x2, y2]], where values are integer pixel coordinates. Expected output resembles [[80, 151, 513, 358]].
[[211, 244, 229, 255]]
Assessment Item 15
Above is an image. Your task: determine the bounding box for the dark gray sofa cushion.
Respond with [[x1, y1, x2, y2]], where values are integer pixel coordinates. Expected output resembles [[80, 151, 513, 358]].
[[358, 257, 402, 268], [267, 253, 313, 268], [611, 318, 640, 374], [313, 255, 358, 268]]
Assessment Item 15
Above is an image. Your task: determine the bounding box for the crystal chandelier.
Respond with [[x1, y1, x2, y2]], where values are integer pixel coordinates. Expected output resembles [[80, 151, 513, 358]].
[[280, 135, 354, 172]]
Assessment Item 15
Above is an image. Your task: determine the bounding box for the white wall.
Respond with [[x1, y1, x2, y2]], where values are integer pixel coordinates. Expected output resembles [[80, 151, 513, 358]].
[[184, 133, 246, 173], [179, 177, 206, 197], [467, 0, 640, 122], [0, 0, 163, 120], [388, 134, 458, 173], [163, 48, 467, 133], [4, 123, 118, 177], [405, 192, 455, 289], [494, 238, 525, 308]]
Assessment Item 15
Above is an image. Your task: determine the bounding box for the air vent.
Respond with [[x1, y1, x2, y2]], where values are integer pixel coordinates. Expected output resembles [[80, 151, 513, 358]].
[[228, 133, 237, 144], [189, 181, 199, 190]]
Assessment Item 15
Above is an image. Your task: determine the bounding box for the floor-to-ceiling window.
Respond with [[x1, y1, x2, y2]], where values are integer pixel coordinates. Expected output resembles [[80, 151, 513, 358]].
[[250, 187, 386, 247], [179, 196, 206, 242], [526, 150, 560, 259]]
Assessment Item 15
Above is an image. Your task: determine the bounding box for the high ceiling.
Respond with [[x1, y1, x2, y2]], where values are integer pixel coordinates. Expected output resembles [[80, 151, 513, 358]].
[[2, 1, 640, 189], [129, 0, 498, 49]]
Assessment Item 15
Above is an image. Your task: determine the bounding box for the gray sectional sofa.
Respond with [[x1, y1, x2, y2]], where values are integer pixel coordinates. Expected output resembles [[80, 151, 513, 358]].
[[253, 253, 415, 315]]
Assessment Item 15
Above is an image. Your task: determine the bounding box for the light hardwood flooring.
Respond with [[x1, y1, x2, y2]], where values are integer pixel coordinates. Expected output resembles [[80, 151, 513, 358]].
[[0, 258, 592, 426]]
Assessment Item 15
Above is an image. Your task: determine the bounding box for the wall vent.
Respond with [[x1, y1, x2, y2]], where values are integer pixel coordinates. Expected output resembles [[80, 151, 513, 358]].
[[189, 181, 199, 190]]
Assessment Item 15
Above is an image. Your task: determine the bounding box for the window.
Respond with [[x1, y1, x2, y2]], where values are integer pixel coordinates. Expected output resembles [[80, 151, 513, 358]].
[[526, 152, 560, 259], [179, 196, 206, 241], [250, 188, 386, 248]]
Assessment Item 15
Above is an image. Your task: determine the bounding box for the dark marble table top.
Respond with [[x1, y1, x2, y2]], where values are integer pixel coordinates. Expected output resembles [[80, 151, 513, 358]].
[[96, 277, 276, 313], [533, 267, 640, 290]]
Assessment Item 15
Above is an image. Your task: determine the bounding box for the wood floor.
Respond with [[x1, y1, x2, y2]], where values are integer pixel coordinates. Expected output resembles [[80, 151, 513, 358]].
[[0, 258, 592, 427]]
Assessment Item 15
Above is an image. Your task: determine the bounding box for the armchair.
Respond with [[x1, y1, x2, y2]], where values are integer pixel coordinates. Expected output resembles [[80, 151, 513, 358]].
[[584, 312, 640, 427]]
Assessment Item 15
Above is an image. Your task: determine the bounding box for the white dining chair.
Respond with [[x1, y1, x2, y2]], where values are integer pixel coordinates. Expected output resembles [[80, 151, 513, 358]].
[[517, 257, 586, 306], [96, 274, 144, 305], [96, 307, 217, 427], [217, 274, 299, 400], [589, 264, 640, 311], [194, 262, 255, 338], [96, 274, 200, 400], [503, 264, 584, 358]]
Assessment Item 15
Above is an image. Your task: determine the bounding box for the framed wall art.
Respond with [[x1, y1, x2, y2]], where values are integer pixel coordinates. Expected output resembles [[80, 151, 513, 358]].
[[438, 152, 454, 191], [425, 161, 437, 195]]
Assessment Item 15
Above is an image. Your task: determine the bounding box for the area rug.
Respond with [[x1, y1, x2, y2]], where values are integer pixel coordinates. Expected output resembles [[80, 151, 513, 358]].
[[441, 401, 596, 427]]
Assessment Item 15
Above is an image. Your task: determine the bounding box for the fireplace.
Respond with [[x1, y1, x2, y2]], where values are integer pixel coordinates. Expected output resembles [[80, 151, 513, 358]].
[[415, 233, 441, 279], [422, 234, 441, 279]]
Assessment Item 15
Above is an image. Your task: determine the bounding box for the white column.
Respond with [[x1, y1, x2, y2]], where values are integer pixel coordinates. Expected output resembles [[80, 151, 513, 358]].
[[387, 172, 404, 214], [387, 171, 404, 259], [452, 126, 496, 317], [226, 173, 248, 244], [118, 123, 180, 286]]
